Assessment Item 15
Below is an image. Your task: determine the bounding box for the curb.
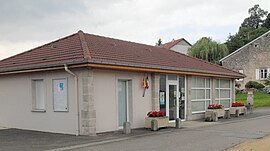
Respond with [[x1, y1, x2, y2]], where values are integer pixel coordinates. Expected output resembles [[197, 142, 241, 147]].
[[46, 114, 270, 151]]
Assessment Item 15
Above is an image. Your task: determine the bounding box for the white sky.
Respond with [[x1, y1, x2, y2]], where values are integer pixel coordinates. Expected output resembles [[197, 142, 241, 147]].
[[1, 0, 270, 60]]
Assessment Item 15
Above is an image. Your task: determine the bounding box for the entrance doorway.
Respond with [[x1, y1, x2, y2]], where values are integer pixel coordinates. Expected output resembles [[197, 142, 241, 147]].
[[118, 80, 132, 128], [162, 75, 186, 121]]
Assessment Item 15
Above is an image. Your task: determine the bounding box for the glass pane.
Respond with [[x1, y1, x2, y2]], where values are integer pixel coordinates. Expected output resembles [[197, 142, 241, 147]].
[[220, 99, 230, 108], [169, 85, 177, 120], [220, 90, 230, 98], [215, 79, 219, 88], [160, 74, 166, 92], [118, 80, 127, 127], [206, 90, 210, 99], [191, 90, 196, 100], [168, 75, 177, 81], [35, 80, 45, 110], [192, 77, 196, 88], [205, 78, 210, 88], [220, 79, 230, 88], [197, 77, 205, 88], [215, 89, 219, 99], [192, 101, 205, 112], [205, 100, 210, 109], [196, 89, 205, 99]]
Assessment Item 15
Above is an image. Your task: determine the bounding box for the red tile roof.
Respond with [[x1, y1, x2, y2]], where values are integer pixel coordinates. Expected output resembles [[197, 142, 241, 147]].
[[0, 31, 243, 78], [160, 38, 191, 49]]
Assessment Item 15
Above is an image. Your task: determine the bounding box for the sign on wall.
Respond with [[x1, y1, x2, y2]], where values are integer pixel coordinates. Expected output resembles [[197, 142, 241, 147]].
[[53, 78, 68, 111]]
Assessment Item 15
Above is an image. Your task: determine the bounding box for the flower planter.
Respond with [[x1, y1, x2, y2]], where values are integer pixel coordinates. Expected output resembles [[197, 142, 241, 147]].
[[230, 106, 246, 115], [145, 117, 169, 129], [205, 109, 225, 118]]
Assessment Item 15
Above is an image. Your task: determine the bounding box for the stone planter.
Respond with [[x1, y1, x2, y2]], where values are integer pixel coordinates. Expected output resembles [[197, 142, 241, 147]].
[[145, 117, 169, 129], [230, 106, 246, 115], [205, 109, 225, 119]]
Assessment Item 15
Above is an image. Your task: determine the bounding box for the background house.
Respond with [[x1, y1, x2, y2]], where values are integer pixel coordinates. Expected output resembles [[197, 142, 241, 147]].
[[0, 31, 243, 136], [160, 38, 192, 54], [220, 30, 270, 89]]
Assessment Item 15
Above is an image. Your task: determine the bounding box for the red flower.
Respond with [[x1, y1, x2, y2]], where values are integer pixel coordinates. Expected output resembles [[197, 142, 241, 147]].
[[147, 111, 166, 117]]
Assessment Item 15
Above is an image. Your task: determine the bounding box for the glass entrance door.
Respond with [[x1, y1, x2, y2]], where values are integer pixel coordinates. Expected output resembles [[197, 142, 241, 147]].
[[169, 84, 177, 121]]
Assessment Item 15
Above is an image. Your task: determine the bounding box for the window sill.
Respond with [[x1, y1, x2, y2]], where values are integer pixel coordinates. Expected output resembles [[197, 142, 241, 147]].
[[31, 109, 46, 113]]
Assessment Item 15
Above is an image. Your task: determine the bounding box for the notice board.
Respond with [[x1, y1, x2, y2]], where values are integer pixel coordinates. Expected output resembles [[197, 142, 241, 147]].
[[53, 78, 68, 111]]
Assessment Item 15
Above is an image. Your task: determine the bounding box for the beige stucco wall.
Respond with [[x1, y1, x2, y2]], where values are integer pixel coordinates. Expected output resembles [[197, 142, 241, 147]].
[[170, 40, 191, 55], [93, 69, 152, 133], [222, 34, 270, 89], [0, 70, 78, 134]]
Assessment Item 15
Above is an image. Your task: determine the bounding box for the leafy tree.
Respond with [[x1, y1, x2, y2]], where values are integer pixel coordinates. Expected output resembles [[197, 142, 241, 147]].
[[188, 37, 229, 64], [262, 14, 270, 29], [226, 27, 269, 53], [240, 4, 268, 29], [226, 5, 269, 53], [156, 38, 162, 46]]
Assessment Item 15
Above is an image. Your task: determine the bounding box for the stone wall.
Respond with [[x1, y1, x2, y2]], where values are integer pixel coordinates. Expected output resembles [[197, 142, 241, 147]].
[[222, 33, 270, 88], [151, 73, 160, 111], [80, 69, 96, 136]]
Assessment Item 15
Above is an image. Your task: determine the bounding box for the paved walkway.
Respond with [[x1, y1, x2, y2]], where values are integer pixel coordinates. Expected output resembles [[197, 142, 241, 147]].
[[227, 135, 270, 151], [0, 107, 270, 151]]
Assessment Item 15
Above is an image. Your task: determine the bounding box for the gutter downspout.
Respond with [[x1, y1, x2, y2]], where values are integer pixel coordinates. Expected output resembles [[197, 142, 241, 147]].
[[64, 64, 80, 136]]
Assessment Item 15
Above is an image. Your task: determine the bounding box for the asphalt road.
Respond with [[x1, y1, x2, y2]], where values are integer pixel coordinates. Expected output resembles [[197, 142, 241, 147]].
[[69, 115, 270, 151]]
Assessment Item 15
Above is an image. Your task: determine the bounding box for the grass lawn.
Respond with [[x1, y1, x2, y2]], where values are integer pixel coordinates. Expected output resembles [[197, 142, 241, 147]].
[[236, 92, 270, 108]]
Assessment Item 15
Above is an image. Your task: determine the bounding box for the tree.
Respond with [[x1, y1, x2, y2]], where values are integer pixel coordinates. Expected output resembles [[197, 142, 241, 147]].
[[226, 27, 269, 53], [240, 4, 268, 29], [188, 37, 229, 64], [262, 13, 270, 29], [156, 38, 162, 46]]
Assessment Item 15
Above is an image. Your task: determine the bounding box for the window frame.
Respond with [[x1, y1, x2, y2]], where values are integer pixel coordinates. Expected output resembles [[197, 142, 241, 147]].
[[215, 79, 231, 109], [260, 69, 268, 80], [31, 79, 46, 112], [191, 76, 211, 113]]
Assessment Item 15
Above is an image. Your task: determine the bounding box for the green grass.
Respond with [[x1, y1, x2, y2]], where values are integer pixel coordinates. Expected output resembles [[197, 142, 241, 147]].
[[236, 92, 270, 108]]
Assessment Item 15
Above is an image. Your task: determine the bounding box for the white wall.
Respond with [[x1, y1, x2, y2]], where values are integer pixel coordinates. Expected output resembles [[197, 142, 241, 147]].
[[170, 40, 191, 55], [93, 69, 152, 133], [0, 70, 77, 134]]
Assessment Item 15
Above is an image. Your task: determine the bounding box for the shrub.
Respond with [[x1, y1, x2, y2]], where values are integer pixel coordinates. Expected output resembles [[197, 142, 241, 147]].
[[245, 81, 265, 89]]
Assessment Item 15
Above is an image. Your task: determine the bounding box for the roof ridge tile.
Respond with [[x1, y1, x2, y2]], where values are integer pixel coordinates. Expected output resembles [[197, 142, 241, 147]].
[[78, 30, 91, 60]]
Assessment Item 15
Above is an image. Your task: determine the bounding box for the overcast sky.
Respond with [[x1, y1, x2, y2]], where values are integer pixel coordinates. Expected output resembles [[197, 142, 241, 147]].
[[1, 0, 270, 60]]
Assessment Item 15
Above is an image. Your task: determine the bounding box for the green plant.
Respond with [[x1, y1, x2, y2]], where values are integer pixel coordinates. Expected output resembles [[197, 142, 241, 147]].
[[245, 81, 265, 89], [264, 75, 270, 86]]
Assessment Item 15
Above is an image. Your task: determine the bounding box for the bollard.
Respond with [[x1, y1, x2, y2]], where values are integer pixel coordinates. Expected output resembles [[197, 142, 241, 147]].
[[205, 117, 212, 122], [212, 112, 218, 122], [123, 122, 131, 134], [151, 119, 158, 131], [225, 110, 230, 119], [243, 107, 247, 116], [235, 109, 240, 117], [175, 118, 182, 129], [250, 105, 254, 114]]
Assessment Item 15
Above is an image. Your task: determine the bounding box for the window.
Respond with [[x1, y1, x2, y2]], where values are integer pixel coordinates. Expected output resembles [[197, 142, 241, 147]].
[[260, 69, 268, 80], [191, 77, 211, 113], [159, 74, 166, 113], [215, 79, 231, 108], [236, 70, 244, 81], [32, 79, 45, 111]]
